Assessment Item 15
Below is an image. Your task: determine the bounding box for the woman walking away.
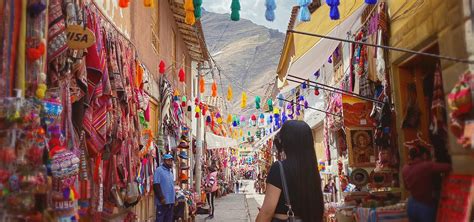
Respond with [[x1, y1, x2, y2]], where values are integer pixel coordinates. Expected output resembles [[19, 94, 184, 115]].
[[205, 166, 219, 219], [256, 120, 324, 222]]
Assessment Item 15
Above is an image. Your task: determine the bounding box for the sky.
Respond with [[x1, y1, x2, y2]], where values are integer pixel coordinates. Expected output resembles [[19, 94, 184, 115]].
[[202, 0, 296, 32]]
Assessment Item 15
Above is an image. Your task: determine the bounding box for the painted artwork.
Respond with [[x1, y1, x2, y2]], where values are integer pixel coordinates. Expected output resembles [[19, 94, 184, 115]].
[[347, 127, 376, 167], [342, 94, 376, 127]]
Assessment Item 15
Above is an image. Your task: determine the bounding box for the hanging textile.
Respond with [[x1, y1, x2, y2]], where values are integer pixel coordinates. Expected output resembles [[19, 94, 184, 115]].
[[1, 0, 22, 97]]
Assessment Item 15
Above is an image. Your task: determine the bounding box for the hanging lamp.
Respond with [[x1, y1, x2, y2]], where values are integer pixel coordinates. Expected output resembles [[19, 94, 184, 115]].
[[230, 0, 241, 21]]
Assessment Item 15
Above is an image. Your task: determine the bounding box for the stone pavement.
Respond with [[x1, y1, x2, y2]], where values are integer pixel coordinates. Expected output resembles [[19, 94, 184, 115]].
[[195, 180, 266, 222]]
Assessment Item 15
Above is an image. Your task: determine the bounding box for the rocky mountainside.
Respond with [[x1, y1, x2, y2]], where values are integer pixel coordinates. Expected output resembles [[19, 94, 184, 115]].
[[201, 9, 285, 114]]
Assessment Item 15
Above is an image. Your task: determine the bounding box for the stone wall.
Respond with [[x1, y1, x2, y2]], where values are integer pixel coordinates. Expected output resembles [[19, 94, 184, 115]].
[[388, 0, 474, 174]]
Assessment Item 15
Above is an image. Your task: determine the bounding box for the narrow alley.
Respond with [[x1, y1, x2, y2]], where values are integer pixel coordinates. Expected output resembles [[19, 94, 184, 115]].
[[195, 180, 264, 222]]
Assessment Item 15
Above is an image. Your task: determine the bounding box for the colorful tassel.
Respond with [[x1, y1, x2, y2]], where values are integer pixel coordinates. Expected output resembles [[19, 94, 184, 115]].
[[278, 94, 284, 107], [206, 116, 212, 125], [227, 85, 233, 101], [255, 96, 261, 109], [199, 77, 205, 93], [184, 0, 196, 25], [265, 0, 277, 22], [194, 0, 203, 18], [179, 68, 186, 82], [212, 81, 217, 97], [267, 99, 273, 112], [241, 92, 247, 109], [227, 114, 233, 124], [28, 1, 47, 18], [230, 0, 241, 21], [327, 0, 340, 20], [365, 0, 377, 4], [299, 6, 311, 22], [159, 60, 166, 74], [314, 87, 320, 96], [27, 41, 46, 61], [144, 0, 154, 7], [304, 101, 309, 109], [302, 81, 307, 89], [119, 0, 130, 8]]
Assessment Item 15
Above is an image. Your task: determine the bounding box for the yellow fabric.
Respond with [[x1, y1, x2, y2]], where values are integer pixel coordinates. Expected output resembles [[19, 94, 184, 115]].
[[293, 0, 365, 60], [16, 0, 27, 93], [278, 0, 364, 81]]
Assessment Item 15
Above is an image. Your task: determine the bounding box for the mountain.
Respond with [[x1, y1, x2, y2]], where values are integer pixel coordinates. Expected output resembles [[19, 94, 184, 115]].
[[200, 9, 285, 115]]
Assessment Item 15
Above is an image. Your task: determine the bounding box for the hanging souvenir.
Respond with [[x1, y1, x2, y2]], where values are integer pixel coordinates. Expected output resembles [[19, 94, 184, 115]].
[[212, 81, 218, 97], [195, 106, 201, 118], [231, 0, 241, 21], [241, 92, 247, 109], [278, 94, 284, 107], [227, 114, 233, 124], [181, 96, 187, 107], [199, 76, 205, 93], [227, 85, 233, 101], [144, 0, 154, 7], [159, 60, 166, 74], [179, 68, 186, 82], [184, 0, 196, 25], [194, 0, 203, 18], [119, 0, 130, 8], [267, 99, 273, 112], [216, 113, 223, 124], [255, 96, 261, 109], [298, 0, 311, 21], [314, 86, 320, 96], [206, 115, 212, 125], [327, 0, 340, 20], [265, 0, 277, 22]]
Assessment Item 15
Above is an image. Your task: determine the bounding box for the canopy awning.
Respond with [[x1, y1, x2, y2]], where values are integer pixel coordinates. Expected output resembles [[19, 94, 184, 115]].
[[278, 1, 367, 93], [252, 128, 281, 151], [205, 132, 239, 149]]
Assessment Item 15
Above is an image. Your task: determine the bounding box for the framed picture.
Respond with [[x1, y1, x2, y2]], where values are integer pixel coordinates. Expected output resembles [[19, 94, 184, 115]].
[[346, 127, 376, 167]]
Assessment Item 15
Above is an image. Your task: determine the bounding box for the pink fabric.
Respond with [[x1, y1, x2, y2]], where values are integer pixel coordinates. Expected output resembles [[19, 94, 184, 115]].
[[205, 172, 218, 192]]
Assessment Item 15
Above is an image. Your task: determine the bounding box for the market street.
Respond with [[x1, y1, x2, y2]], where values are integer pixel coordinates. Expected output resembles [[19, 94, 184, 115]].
[[195, 180, 265, 222]]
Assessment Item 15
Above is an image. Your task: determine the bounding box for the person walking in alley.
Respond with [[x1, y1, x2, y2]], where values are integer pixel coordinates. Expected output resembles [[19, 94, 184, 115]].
[[235, 179, 240, 193], [256, 120, 324, 222], [205, 166, 219, 219], [154, 154, 176, 222], [402, 145, 451, 222]]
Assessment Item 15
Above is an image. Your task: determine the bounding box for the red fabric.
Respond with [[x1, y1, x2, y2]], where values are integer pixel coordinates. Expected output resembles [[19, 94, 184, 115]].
[[402, 160, 451, 206]]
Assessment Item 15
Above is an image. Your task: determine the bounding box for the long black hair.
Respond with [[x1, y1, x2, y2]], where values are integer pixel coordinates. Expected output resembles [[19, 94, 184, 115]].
[[279, 120, 324, 222]]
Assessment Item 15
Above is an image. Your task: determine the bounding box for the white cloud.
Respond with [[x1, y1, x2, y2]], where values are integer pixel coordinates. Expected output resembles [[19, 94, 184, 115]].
[[202, 0, 296, 32]]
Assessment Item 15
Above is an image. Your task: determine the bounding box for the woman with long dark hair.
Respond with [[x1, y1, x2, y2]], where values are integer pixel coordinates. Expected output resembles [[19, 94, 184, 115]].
[[256, 120, 324, 222]]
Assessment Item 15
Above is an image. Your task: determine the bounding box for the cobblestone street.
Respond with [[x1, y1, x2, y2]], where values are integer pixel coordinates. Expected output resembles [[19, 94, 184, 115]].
[[195, 180, 265, 222]]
